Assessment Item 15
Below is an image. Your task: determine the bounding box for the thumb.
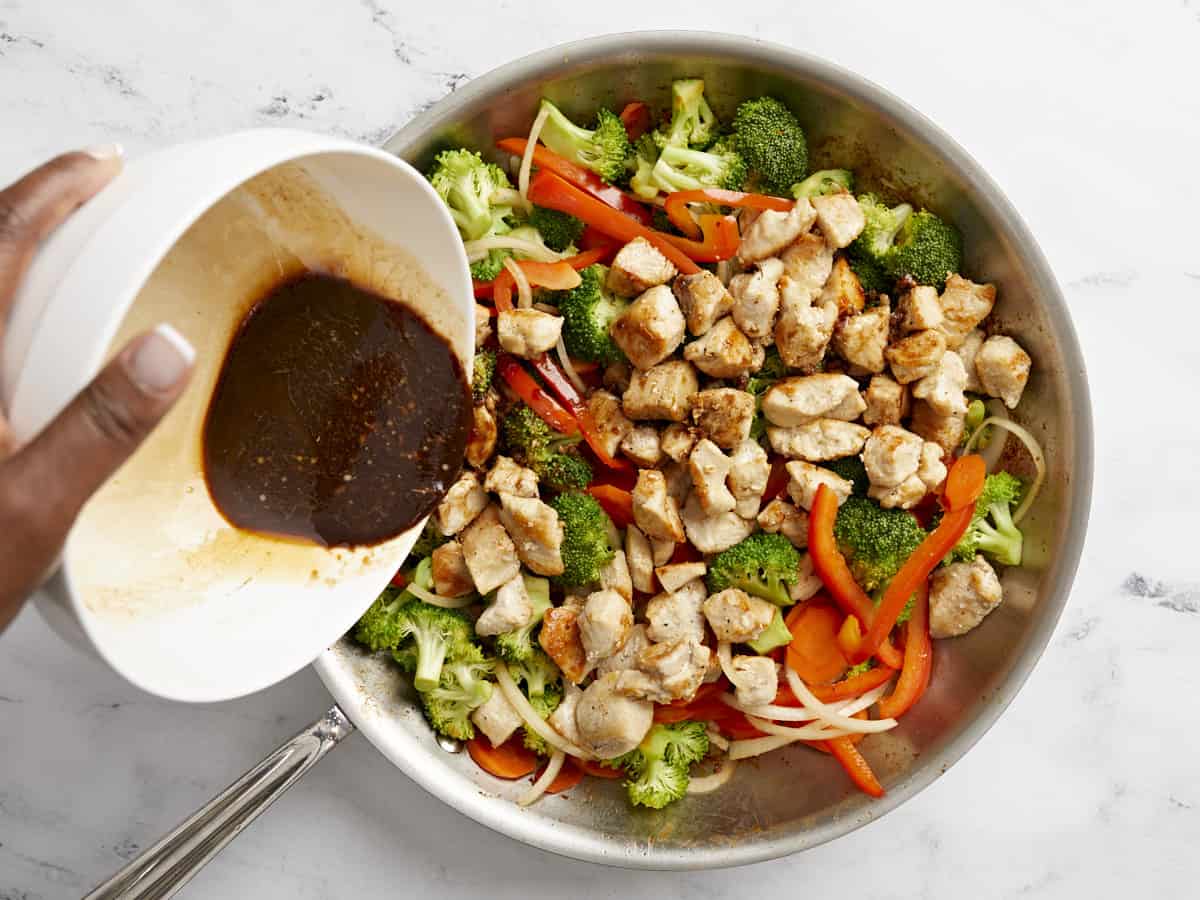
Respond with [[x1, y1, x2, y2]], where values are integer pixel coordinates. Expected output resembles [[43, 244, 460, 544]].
[[3, 324, 194, 561]]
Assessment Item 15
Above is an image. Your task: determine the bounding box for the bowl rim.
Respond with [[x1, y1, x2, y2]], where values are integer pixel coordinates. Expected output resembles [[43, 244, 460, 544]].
[[315, 29, 1095, 870]]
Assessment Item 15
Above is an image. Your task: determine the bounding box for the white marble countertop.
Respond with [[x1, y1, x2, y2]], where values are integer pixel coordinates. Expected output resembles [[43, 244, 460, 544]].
[[2, 1, 1198, 897]]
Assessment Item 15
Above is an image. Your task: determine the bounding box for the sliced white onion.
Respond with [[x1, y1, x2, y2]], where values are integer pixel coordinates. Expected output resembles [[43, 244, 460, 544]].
[[555, 335, 587, 393], [405, 582, 476, 610], [729, 733, 826, 760], [687, 757, 737, 794], [705, 728, 730, 753], [835, 682, 893, 718], [964, 414, 1047, 525], [518, 104, 550, 209], [785, 668, 898, 734], [716, 642, 737, 683], [463, 235, 561, 264], [503, 257, 534, 310], [495, 664, 593, 760], [743, 715, 853, 741], [492, 187, 525, 208], [519, 750, 564, 806]]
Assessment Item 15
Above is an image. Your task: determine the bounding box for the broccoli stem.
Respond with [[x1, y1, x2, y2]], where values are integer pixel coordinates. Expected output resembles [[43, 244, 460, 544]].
[[413, 632, 448, 693]]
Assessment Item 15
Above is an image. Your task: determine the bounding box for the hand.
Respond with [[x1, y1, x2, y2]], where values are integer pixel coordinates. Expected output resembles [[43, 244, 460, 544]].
[[0, 147, 195, 632]]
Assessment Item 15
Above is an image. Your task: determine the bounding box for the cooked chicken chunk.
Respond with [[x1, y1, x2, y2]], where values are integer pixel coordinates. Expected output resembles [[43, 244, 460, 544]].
[[818, 256, 866, 316], [862, 374, 910, 426], [868, 473, 927, 510], [776, 293, 837, 372], [540, 607, 590, 684], [603, 359, 632, 393], [768, 419, 871, 462], [956, 328, 985, 392], [862, 425, 925, 488], [623, 360, 699, 422], [655, 562, 707, 595], [661, 460, 692, 508], [918, 441, 948, 492], [673, 269, 734, 336], [976, 335, 1032, 409], [616, 639, 711, 704], [460, 504, 520, 594], [645, 578, 707, 644], [684, 316, 757, 378], [811, 191, 865, 248], [910, 399, 967, 454], [727, 439, 770, 518], [833, 300, 890, 373], [780, 232, 835, 302], [739, 200, 816, 262], [652, 538, 677, 568], [790, 552, 824, 602], [702, 588, 776, 643], [929, 555, 1003, 638], [476, 574, 534, 636], [498, 492, 565, 577], [620, 424, 663, 467], [606, 236, 677, 297], [471, 689, 523, 747], [588, 389, 634, 457], [484, 455, 538, 498], [939, 275, 996, 349], [436, 471, 488, 536], [911, 350, 968, 417], [625, 524, 655, 594], [786, 459, 853, 510], [632, 469, 685, 543], [730, 257, 784, 339], [660, 422, 698, 463], [578, 589, 633, 665], [548, 681, 584, 743], [466, 404, 497, 469], [599, 549, 633, 603], [575, 672, 654, 758], [690, 387, 755, 449], [681, 493, 756, 554], [729, 655, 778, 708], [474, 303, 493, 348], [431, 540, 474, 598], [886, 328, 948, 384], [897, 285, 944, 332], [688, 438, 736, 515], [497, 308, 563, 359], [595, 623, 649, 677], [611, 284, 687, 370], [756, 498, 809, 548], [762, 373, 865, 427]]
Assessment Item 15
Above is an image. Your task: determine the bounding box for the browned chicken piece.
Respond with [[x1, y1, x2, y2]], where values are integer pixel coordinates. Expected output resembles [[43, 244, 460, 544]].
[[956, 328, 985, 392], [622, 360, 699, 421], [620, 424, 663, 467], [785, 459, 854, 510], [497, 492, 565, 577], [756, 498, 809, 548], [596, 623, 649, 677], [615, 640, 711, 704], [684, 316, 758, 378], [702, 587, 776, 643], [610, 283, 686, 369], [818, 256, 866, 316], [862, 424, 925, 489], [727, 438, 770, 518], [688, 438, 736, 514], [886, 328, 947, 384], [625, 524, 655, 594], [632, 469, 686, 543], [431, 540, 474, 598], [599, 549, 633, 603], [435, 470, 488, 536], [470, 689, 523, 747], [779, 232, 835, 301], [661, 460, 692, 508], [475, 574, 534, 637], [929, 555, 1003, 638], [811, 191, 865, 248], [910, 399, 967, 453], [645, 579, 707, 644], [897, 285, 944, 332], [673, 268, 735, 337], [918, 441, 948, 492], [578, 589, 633, 665], [776, 278, 838, 371], [729, 257, 784, 339], [465, 403, 497, 469], [869, 474, 927, 510], [938, 274, 996, 349], [654, 562, 707, 594], [728, 655, 778, 708], [587, 389, 634, 457], [474, 303, 493, 348], [660, 422, 698, 463], [834, 300, 890, 373], [762, 373, 866, 427], [484, 455, 538, 498], [575, 672, 654, 757], [548, 682, 584, 744], [539, 606, 590, 684], [497, 308, 563, 358], [460, 504, 520, 594], [651, 537, 676, 568], [768, 419, 870, 462], [606, 236, 678, 297], [603, 359, 632, 393], [911, 350, 969, 417], [975, 335, 1032, 409], [690, 387, 755, 449], [739, 200, 816, 262], [862, 374, 910, 426], [681, 493, 755, 554]]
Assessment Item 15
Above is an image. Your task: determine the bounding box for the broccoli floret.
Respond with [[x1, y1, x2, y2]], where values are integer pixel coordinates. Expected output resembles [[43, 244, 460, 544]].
[[887, 209, 963, 289], [657, 79, 719, 149], [540, 453, 593, 492], [847, 193, 910, 295], [508, 648, 563, 755], [965, 396, 987, 433], [494, 576, 553, 663], [791, 169, 854, 199], [353, 587, 413, 652], [650, 142, 747, 193], [428, 149, 513, 242], [527, 206, 585, 253], [627, 133, 661, 200], [613, 721, 709, 809], [844, 659, 874, 679], [472, 349, 496, 405], [550, 491, 616, 587], [552, 264, 630, 364], [821, 456, 869, 496], [747, 608, 794, 654], [521, 684, 564, 755], [538, 100, 631, 183], [707, 532, 801, 607], [470, 248, 509, 282], [420, 652, 494, 741], [732, 96, 808, 197], [950, 472, 1025, 566], [399, 602, 478, 692], [833, 497, 927, 594], [501, 404, 594, 492]]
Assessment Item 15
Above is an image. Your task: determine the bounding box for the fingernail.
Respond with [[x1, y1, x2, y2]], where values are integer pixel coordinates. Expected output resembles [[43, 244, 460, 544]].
[[127, 324, 195, 393], [82, 142, 124, 160]]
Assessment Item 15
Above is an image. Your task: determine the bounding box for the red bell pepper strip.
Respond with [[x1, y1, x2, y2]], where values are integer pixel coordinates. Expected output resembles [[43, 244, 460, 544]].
[[657, 214, 741, 262], [496, 354, 578, 435], [619, 101, 652, 141], [943, 452, 987, 512], [527, 170, 700, 275], [762, 457, 790, 505], [389, 570, 407, 588], [808, 663, 897, 703], [824, 735, 885, 797], [664, 188, 794, 239], [496, 137, 653, 226], [587, 484, 635, 528], [529, 354, 630, 470], [851, 455, 985, 664], [578, 225, 622, 257], [473, 279, 495, 299], [877, 582, 932, 719], [490, 259, 581, 313]]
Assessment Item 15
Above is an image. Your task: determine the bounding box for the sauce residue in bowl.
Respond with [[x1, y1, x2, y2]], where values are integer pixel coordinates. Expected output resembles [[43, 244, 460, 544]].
[[202, 271, 471, 548]]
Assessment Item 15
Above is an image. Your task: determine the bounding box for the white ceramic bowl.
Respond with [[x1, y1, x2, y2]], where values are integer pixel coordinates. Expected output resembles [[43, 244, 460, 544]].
[[2, 128, 473, 702]]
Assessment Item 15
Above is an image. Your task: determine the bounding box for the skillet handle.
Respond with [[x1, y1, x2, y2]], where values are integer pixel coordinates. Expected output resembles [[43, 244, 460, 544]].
[[83, 704, 355, 900]]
